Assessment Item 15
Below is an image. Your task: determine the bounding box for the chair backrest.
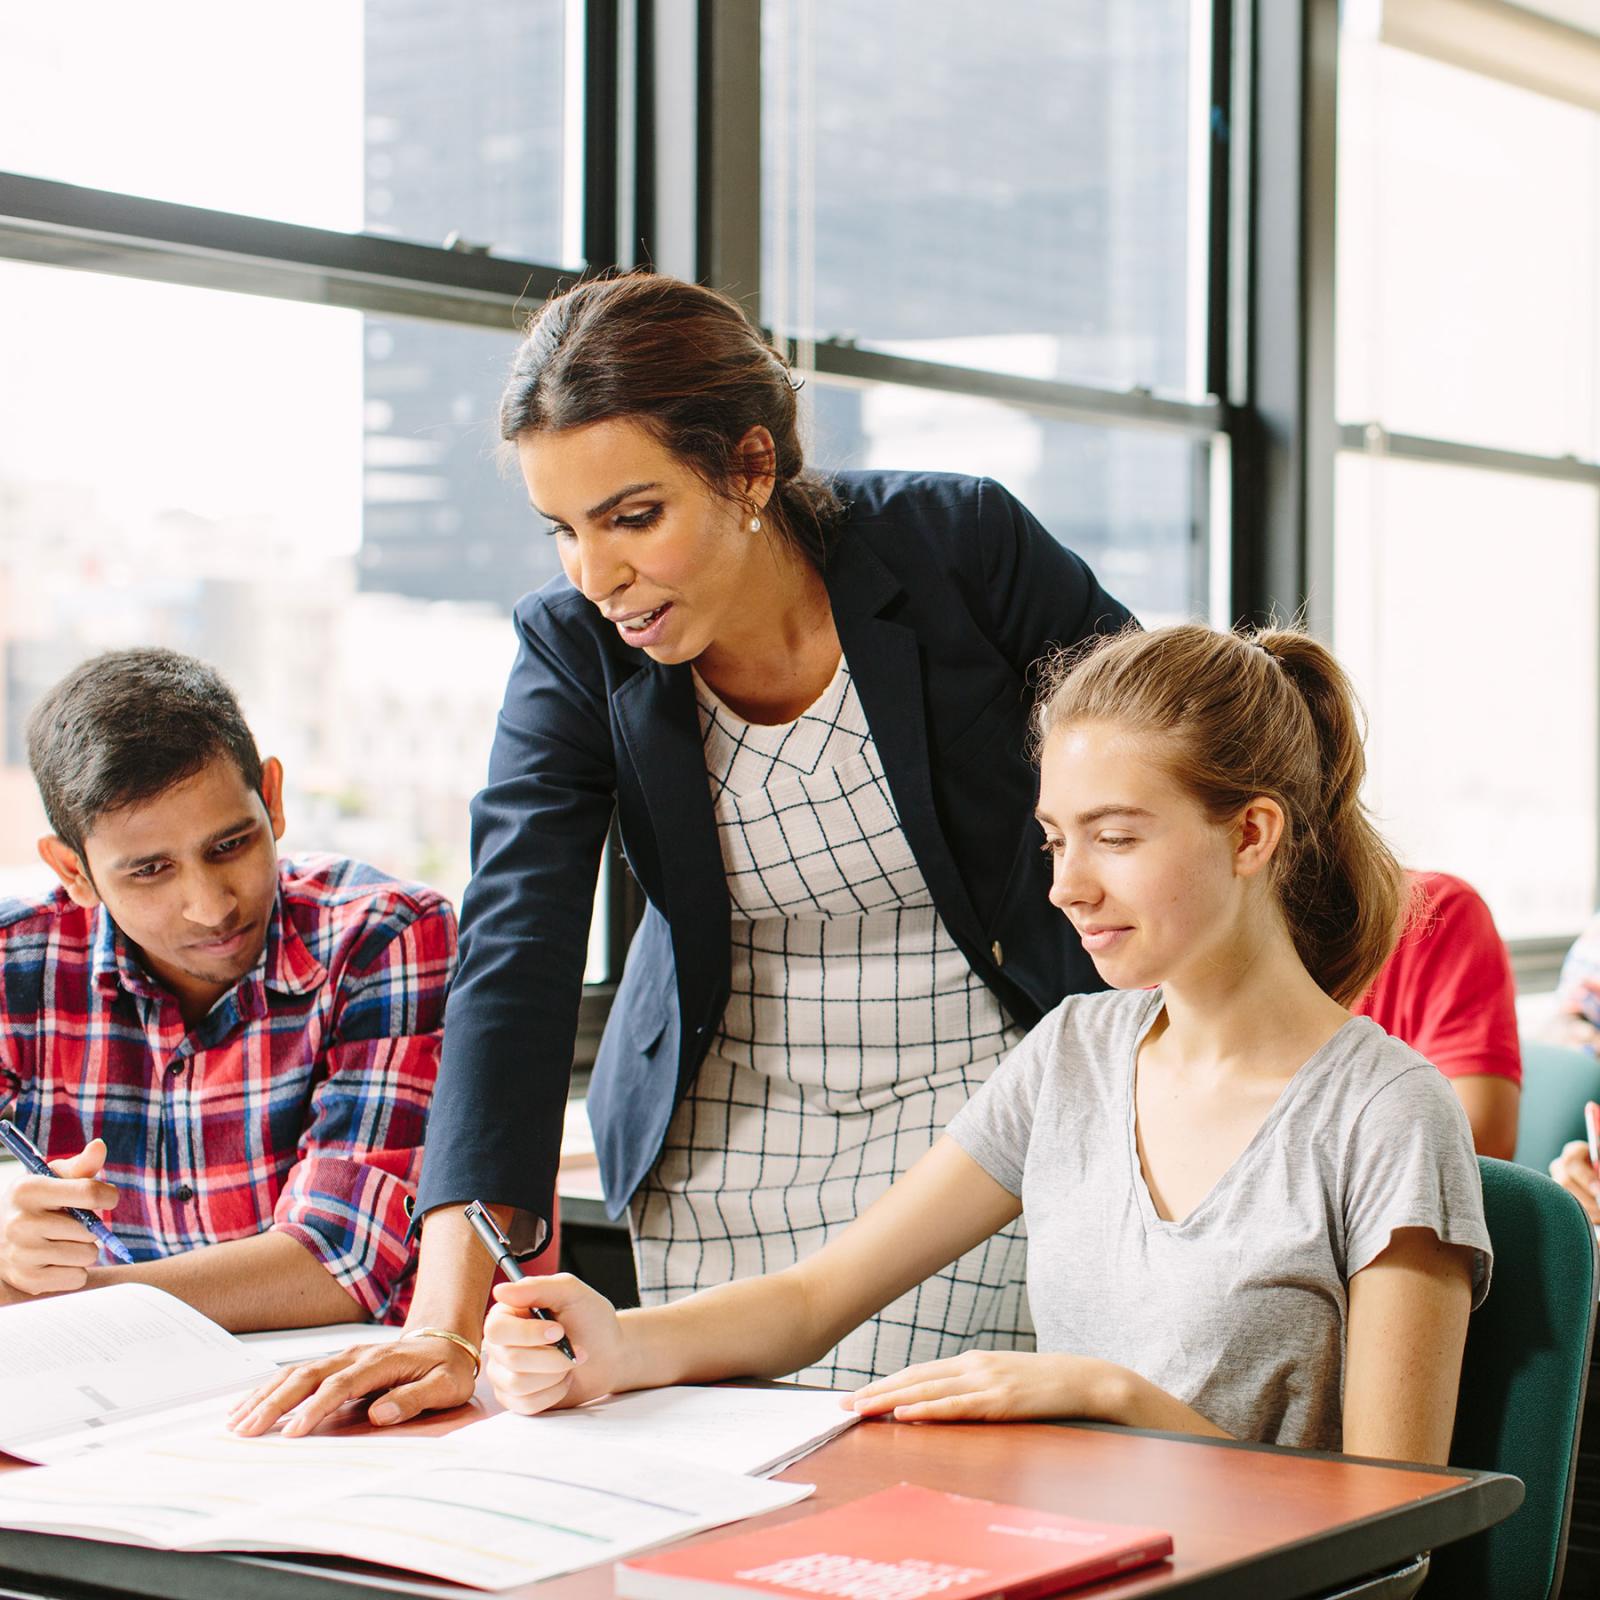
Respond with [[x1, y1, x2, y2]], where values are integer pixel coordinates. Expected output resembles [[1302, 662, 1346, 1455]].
[[1427, 1157, 1597, 1600], [1514, 1040, 1600, 1175]]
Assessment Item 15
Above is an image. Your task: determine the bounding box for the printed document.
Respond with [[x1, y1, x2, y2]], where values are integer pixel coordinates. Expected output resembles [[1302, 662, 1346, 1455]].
[[0, 1426, 812, 1590], [0, 1283, 276, 1460]]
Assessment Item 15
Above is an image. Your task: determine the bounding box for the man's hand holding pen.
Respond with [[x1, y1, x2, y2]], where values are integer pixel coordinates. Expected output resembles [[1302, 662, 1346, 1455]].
[[0, 1135, 123, 1295]]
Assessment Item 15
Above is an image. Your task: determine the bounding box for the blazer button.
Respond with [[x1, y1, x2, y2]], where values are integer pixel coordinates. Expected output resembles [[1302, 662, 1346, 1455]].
[[991, 940, 1004, 968]]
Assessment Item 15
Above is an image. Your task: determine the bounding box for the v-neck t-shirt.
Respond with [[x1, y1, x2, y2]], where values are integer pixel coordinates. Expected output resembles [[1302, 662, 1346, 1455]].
[[943, 987, 1492, 1450]]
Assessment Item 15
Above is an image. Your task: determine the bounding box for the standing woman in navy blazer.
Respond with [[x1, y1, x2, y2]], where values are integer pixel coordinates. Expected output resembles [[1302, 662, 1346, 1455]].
[[235, 273, 1133, 1436]]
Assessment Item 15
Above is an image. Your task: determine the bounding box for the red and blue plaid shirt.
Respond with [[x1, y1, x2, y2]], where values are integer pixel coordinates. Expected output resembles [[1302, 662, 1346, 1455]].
[[0, 855, 455, 1323]]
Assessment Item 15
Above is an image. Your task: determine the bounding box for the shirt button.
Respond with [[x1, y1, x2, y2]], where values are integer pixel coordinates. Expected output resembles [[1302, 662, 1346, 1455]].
[[991, 940, 1004, 968], [166, 1061, 186, 1076], [172, 1183, 194, 1203]]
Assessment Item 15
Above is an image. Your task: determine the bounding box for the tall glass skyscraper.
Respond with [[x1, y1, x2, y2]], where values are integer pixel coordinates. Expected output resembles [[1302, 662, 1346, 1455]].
[[360, 0, 570, 606]]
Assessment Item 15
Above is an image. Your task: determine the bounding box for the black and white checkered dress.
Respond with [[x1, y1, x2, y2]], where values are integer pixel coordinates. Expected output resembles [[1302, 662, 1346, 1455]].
[[628, 659, 1033, 1386]]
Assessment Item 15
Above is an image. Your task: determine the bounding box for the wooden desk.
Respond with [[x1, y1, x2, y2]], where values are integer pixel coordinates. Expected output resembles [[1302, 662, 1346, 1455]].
[[0, 1403, 1520, 1600]]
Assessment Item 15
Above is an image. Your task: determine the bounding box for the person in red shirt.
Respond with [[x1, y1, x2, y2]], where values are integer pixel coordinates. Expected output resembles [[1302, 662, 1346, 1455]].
[[1351, 870, 1520, 1159]]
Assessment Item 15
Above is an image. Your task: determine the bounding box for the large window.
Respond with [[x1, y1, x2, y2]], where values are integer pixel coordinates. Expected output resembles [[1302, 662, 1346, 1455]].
[[0, 263, 517, 893], [30, 3, 1580, 998], [761, 0, 1207, 397], [806, 382, 1207, 623], [1334, 9, 1600, 949], [1, 1, 1236, 996], [0, 2, 580, 264], [0, 254, 612, 977], [1337, 34, 1600, 460], [761, 0, 1221, 624], [1333, 451, 1597, 939], [0, 2, 606, 978]]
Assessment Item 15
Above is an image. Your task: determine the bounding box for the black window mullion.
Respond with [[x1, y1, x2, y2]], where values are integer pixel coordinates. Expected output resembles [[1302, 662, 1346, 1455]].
[[1230, 0, 1340, 630], [584, 0, 622, 271]]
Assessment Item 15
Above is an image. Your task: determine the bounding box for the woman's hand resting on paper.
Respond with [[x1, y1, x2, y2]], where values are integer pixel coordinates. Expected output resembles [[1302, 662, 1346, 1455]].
[[847, 1350, 1228, 1439], [847, 1350, 1137, 1424], [482, 1274, 630, 1415]]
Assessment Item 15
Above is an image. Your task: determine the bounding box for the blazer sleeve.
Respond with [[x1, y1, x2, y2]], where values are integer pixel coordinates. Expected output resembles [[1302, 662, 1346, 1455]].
[[413, 594, 616, 1243], [972, 476, 1136, 671]]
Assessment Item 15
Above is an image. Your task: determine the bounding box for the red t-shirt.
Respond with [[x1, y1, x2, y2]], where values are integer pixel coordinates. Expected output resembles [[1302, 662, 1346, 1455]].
[[1352, 871, 1521, 1086]]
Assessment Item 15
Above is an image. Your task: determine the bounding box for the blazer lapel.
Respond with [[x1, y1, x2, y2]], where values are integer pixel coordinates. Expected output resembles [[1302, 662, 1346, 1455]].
[[610, 663, 730, 1017], [826, 542, 984, 950]]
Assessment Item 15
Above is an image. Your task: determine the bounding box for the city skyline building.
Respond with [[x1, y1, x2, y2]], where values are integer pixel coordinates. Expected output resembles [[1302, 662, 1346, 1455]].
[[359, 0, 569, 608]]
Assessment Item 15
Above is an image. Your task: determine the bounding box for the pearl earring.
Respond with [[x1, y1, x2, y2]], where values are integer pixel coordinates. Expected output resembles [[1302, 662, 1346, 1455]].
[[749, 515, 762, 533]]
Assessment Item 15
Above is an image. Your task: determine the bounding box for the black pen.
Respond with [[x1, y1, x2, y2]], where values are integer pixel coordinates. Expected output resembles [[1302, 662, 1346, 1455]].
[[464, 1200, 576, 1361]]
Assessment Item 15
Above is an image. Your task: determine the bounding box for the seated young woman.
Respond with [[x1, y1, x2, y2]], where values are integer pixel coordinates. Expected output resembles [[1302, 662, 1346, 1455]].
[[480, 623, 1491, 1463]]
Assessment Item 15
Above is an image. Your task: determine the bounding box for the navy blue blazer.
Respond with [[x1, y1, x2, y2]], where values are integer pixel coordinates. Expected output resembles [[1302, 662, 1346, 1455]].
[[415, 472, 1134, 1230]]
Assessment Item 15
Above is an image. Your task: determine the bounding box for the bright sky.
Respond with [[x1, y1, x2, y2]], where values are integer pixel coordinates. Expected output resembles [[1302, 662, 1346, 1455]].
[[0, 5, 363, 227], [0, 5, 366, 545]]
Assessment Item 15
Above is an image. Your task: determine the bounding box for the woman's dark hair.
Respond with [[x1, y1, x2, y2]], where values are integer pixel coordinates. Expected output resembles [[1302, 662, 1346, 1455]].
[[1033, 622, 1406, 1006], [499, 272, 843, 568], [25, 647, 264, 861]]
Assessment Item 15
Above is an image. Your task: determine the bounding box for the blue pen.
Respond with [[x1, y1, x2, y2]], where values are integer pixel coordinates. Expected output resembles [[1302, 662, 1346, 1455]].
[[0, 1120, 135, 1266]]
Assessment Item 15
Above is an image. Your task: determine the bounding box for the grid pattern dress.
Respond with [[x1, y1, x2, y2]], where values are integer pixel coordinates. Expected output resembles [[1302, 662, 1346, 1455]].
[[628, 660, 1033, 1386]]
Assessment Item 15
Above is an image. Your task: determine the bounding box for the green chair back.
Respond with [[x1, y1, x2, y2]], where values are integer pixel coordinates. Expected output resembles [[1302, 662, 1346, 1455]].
[[1515, 1040, 1600, 1175], [1427, 1157, 1596, 1600]]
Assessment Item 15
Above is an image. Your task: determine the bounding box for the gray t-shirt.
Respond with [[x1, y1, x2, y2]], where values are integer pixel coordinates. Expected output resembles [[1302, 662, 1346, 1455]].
[[944, 988, 1492, 1451]]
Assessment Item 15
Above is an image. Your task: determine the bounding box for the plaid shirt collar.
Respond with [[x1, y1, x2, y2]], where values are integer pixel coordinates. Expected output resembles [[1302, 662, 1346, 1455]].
[[90, 885, 329, 1010]]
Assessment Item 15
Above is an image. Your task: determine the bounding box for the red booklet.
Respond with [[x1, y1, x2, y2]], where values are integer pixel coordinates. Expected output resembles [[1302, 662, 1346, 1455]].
[[614, 1483, 1173, 1600]]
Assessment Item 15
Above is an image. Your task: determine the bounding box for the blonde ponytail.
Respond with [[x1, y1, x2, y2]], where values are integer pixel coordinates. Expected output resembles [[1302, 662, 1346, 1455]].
[[1034, 623, 1404, 1003]]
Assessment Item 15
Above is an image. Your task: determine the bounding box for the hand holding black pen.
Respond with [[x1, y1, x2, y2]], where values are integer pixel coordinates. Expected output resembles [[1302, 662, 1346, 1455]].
[[464, 1200, 577, 1361]]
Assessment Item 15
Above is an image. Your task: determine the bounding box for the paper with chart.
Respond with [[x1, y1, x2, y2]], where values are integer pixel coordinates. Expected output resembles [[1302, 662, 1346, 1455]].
[[465, 1384, 860, 1476], [0, 1426, 813, 1590], [0, 1283, 277, 1461]]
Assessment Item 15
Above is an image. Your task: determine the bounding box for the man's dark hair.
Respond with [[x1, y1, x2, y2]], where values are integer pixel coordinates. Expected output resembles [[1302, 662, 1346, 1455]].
[[25, 648, 264, 859]]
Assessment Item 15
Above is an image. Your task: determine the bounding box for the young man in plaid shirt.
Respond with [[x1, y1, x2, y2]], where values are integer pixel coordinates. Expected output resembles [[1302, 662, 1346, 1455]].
[[0, 649, 456, 1329]]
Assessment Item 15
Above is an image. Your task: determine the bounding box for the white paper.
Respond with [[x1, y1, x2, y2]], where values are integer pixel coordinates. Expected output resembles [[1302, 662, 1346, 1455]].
[[0, 1423, 812, 1591], [465, 1385, 860, 1476], [0, 1284, 277, 1459], [235, 1322, 403, 1367], [16, 1391, 242, 1464]]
